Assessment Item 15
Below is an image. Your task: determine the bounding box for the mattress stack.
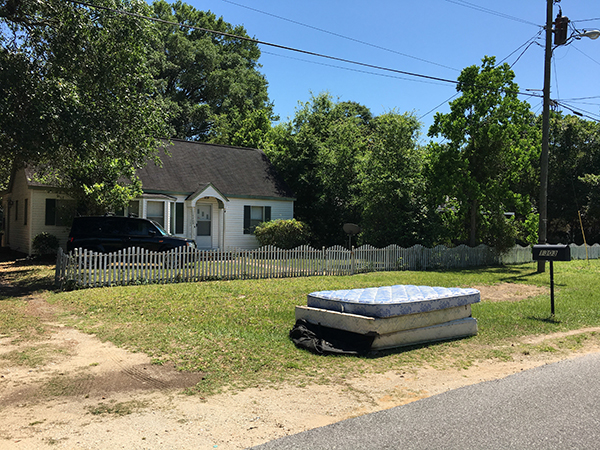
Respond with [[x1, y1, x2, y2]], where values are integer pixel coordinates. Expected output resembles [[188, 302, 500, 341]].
[[295, 285, 480, 351]]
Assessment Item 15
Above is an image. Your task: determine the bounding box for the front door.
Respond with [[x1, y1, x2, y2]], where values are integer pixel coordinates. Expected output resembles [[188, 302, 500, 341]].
[[195, 204, 212, 248]]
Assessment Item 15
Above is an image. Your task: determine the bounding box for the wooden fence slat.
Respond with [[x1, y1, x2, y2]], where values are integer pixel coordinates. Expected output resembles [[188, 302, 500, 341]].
[[55, 243, 599, 289]]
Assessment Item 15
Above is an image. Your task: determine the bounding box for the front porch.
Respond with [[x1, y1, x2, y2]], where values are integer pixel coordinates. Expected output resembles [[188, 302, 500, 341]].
[[136, 184, 228, 250]]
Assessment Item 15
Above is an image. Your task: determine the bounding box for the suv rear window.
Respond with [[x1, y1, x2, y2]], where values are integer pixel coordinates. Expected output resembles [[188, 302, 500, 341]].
[[127, 219, 153, 236], [70, 218, 102, 237], [70, 217, 128, 237]]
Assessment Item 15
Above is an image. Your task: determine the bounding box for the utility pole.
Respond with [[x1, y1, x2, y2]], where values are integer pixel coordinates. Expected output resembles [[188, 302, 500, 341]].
[[538, 0, 554, 273]]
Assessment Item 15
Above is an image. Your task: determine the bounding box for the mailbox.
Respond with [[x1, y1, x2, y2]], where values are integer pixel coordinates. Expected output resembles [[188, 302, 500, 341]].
[[532, 244, 570, 316], [532, 244, 571, 262]]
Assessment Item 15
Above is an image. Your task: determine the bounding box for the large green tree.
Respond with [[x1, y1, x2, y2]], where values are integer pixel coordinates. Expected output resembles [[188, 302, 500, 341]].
[[357, 111, 433, 247], [265, 93, 369, 246], [546, 113, 600, 244], [150, 0, 274, 142], [427, 56, 540, 251], [265, 93, 431, 248], [1, 0, 171, 214]]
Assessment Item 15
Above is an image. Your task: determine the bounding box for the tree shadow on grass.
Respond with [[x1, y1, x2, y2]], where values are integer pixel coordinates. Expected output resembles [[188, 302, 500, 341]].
[[443, 264, 543, 284], [0, 251, 56, 299], [527, 315, 562, 324]]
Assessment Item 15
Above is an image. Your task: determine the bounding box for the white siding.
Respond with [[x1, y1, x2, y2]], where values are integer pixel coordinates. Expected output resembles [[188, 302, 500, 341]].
[[31, 190, 73, 253], [3, 169, 294, 254], [1, 172, 72, 255], [3, 170, 32, 254], [224, 198, 294, 249]]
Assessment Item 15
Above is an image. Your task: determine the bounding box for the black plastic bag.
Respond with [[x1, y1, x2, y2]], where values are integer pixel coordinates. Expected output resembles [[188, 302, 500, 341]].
[[289, 319, 375, 356]]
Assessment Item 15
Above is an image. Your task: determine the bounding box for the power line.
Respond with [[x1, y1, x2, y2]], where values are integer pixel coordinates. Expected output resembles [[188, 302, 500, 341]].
[[261, 50, 452, 87], [510, 40, 538, 68], [561, 95, 600, 101], [443, 0, 540, 27], [418, 93, 460, 121], [558, 99, 600, 107], [69, 0, 460, 86], [553, 55, 561, 105], [66, 0, 551, 120], [497, 30, 543, 68], [555, 100, 600, 122], [571, 18, 600, 23], [221, 0, 459, 72], [564, 96, 600, 100], [570, 45, 600, 68]]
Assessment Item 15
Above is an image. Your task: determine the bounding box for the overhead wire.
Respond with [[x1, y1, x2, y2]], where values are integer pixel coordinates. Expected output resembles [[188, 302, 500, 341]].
[[261, 50, 451, 87], [554, 100, 600, 122], [569, 45, 600, 68], [225, 0, 547, 112], [69, 0, 460, 86], [553, 55, 561, 105], [571, 17, 600, 23], [562, 95, 600, 101], [497, 30, 543, 68], [221, 0, 543, 124], [68, 0, 596, 125], [418, 93, 461, 121], [442, 0, 541, 27], [556, 97, 600, 109], [221, 0, 459, 72]]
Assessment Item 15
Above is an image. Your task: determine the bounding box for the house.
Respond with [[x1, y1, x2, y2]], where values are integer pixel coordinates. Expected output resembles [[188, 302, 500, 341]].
[[0, 139, 295, 255]]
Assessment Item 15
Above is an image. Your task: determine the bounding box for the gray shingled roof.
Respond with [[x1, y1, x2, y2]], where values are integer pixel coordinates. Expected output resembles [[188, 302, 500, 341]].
[[137, 139, 294, 200]]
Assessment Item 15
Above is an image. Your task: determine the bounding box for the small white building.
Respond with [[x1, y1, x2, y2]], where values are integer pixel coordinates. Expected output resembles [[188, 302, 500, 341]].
[[1, 139, 295, 255]]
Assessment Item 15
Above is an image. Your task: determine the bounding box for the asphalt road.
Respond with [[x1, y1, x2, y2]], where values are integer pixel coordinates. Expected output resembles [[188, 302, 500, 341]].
[[250, 352, 600, 450]]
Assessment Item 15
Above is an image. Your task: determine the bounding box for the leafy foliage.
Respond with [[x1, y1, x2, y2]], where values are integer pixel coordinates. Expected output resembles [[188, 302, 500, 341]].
[[0, 0, 171, 214], [32, 232, 59, 256], [357, 112, 436, 247], [546, 113, 600, 244], [254, 219, 311, 249], [427, 56, 540, 251], [150, 0, 274, 142], [265, 93, 370, 246], [266, 93, 431, 248]]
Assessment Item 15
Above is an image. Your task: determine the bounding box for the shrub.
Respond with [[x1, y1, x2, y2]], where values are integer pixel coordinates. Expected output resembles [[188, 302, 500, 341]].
[[32, 232, 60, 256], [254, 219, 311, 249]]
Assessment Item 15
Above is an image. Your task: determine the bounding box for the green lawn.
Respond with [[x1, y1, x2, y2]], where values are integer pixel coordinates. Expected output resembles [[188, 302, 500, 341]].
[[27, 259, 599, 394]]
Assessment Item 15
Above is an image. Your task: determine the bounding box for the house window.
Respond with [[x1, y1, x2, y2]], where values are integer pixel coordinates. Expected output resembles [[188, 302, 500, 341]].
[[115, 200, 140, 217], [147, 201, 165, 227], [243, 205, 271, 234], [129, 201, 140, 217], [14, 200, 18, 221], [45, 199, 76, 226], [45, 199, 54, 225], [170, 202, 184, 235], [24, 199, 28, 225]]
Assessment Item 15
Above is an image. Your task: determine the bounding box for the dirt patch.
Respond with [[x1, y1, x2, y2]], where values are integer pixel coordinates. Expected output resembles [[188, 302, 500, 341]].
[[1, 285, 599, 450], [471, 282, 548, 302], [0, 257, 56, 298], [1, 300, 206, 408]]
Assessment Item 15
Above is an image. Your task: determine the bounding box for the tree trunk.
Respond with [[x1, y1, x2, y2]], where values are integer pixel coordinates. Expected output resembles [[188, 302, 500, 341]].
[[469, 198, 478, 247]]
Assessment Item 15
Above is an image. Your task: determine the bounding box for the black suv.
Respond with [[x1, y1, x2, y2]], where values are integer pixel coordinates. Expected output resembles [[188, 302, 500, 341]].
[[67, 216, 196, 253]]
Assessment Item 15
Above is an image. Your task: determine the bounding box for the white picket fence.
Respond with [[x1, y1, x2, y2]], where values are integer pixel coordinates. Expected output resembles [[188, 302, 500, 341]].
[[54, 243, 600, 289]]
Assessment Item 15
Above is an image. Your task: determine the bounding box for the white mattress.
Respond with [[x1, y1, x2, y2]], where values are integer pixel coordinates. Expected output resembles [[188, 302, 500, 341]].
[[371, 317, 478, 350], [307, 285, 480, 318], [295, 304, 473, 335]]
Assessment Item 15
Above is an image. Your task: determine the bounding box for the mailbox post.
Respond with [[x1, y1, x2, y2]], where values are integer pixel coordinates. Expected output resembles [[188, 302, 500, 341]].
[[532, 245, 571, 315]]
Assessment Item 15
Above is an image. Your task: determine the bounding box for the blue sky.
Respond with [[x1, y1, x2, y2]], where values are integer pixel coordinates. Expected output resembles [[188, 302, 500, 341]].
[[161, 0, 600, 138]]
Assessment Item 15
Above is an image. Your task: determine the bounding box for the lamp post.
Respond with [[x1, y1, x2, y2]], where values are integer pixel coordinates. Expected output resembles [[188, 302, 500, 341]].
[[575, 30, 600, 40], [537, 0, 600, 273]]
